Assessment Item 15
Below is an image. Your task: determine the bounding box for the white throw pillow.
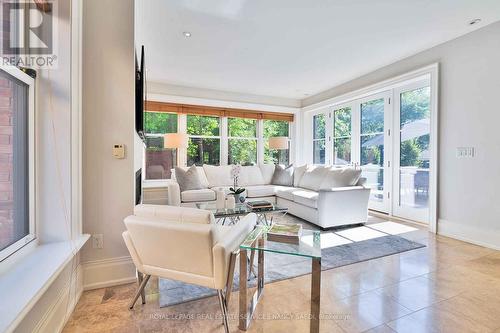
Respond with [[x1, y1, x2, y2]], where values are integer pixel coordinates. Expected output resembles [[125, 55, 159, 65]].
[[203, 165, 233, 187], [299, 165, 329, 191], [259, 164, 275, 184], [174, 165, 203, 192], [239, 165, 265, 186], [173, 166, 209, 188], [293, 164, 308, 187], [320, 167, 362, 190]]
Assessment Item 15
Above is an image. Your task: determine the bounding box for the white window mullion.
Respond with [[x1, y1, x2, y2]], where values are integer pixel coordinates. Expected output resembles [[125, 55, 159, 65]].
[[257, 119, 264, 164], [351, 102, 361, 166], [178, 114, 187, 166], [220, 117, 228, 165]]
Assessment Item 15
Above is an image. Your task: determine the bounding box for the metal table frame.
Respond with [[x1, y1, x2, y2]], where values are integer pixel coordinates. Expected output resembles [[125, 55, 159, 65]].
[[238, 238, 322, 333]]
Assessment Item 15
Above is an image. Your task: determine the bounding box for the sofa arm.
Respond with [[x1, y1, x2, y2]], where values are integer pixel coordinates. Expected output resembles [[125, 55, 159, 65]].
[[134, 204, 215, 224], [165, 179, 181, 206], [212, 213, 257, 289], [317, 186, 371, 228]]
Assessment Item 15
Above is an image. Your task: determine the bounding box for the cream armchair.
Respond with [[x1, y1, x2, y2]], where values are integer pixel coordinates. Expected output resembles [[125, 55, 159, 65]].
[[122, 204, 256, 333]]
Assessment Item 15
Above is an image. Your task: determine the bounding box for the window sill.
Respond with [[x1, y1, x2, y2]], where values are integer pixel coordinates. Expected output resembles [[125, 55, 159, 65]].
[[0, 235, 90, 333], [142, 179, 170, 188]]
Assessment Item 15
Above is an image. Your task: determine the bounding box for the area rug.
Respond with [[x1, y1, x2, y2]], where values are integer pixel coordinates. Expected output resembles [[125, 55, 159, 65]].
[[159, 220, 425, 307]]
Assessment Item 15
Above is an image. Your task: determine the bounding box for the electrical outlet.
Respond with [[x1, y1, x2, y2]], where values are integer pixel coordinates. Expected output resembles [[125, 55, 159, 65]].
[[92, 234, 103, 249]]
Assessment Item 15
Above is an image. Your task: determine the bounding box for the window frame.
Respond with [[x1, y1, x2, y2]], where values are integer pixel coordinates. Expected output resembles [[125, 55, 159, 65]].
[[0, 64, 36, 262], [332, 106, 353, 165], [186, 114, 222, 166], [263, 119, 290, 165], [227, 117, 258, 165], [312, 113, 326, 164]]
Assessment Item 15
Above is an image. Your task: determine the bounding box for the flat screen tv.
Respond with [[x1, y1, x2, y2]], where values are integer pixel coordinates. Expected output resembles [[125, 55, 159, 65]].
[[135, 45, 146, 141]]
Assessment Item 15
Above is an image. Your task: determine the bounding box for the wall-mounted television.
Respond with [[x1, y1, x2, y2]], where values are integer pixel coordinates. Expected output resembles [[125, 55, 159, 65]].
[[135, 45, 146, 141]]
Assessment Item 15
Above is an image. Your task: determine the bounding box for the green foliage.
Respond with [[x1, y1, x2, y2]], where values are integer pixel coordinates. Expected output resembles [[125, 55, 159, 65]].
[[334, 107, 351, 138], [264, 120, 289, 137], [187, 115, 220, 136], [229, 139, 257, 165], [228, 118, 256, 137], [187, 138, 220, 166], [313, 114, 325, 139], [361, 98, 384, 134], [144, 112, 177, 134], [400, 139, 420, 167], [400, 87, 430, 127]]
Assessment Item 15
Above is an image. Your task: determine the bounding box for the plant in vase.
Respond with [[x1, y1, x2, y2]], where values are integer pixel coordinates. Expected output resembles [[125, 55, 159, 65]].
[[229, 164, 246, 203]]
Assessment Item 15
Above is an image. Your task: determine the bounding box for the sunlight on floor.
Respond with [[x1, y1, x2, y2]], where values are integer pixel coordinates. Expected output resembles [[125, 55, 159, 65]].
[[335, 226, 388, 242], [302, 232, 353, 248], [368, 221, 418, 235]]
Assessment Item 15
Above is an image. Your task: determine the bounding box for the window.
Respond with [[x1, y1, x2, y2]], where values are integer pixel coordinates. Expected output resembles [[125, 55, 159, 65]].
[[264, 119, 289, 164], [228, 117, 257, 165], [0, 66, 34, 261], [187, 115, 221, 165], [313, 114, 325, 164], [333, 107, 352, 165], [144, 112, 177, 179]]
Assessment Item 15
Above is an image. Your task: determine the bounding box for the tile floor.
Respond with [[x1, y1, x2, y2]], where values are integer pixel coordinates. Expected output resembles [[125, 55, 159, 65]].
[[63, 216, 500, 333]]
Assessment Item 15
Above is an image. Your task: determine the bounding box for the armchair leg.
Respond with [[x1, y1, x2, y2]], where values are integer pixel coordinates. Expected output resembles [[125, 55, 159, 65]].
[[129, 273, 151, 310], [225, 251, 238, 305], [217, 289, 229, 333]]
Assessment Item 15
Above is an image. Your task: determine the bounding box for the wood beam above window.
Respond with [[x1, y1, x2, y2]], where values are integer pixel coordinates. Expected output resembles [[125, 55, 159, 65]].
[[145, 101, 294, 122]]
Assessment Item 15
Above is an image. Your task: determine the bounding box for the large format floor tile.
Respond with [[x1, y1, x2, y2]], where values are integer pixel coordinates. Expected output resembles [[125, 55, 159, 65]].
[[64, 216, 500, 333]]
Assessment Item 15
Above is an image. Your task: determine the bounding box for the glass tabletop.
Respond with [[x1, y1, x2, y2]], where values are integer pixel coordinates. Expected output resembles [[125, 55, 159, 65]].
[[240, 225, 322, 259], [196, 202, 287, 218]]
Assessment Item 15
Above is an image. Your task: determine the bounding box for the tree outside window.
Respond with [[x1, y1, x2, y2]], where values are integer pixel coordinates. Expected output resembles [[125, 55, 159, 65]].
[[187, 115, 221, 166], [228, 118, 257, 165]]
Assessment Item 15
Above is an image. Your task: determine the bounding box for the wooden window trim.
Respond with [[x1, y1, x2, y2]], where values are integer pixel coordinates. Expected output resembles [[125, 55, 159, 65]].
[[145, 101, 294, 122]]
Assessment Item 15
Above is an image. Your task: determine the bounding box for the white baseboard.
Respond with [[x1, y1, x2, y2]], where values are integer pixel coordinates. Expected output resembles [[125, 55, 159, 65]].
[[82, 256, 136, 290], [438, 219, 500, 251], [34, 263, 83, 333]]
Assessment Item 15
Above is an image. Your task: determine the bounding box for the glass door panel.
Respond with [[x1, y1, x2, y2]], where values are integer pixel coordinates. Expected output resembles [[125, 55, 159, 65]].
[[394, 85, 431, 223], [359, 95, 390, 212], [313, 114, 326, 164], [333, 107, 352, 165]]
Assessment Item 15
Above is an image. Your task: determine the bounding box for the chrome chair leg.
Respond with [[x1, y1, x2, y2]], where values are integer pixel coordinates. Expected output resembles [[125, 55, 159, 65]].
[[129, 273, 151, 310], [217, 289, 229, 333]]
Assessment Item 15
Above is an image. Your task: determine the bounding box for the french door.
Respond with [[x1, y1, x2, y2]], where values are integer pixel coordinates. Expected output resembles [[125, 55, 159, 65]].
[[392, 81, 432, 222], [323, 79, 435, 224]]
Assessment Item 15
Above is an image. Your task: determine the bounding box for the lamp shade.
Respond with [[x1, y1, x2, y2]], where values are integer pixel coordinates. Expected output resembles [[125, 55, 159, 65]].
[[164, 133, 188, 149], [268, 136, 289, 150]]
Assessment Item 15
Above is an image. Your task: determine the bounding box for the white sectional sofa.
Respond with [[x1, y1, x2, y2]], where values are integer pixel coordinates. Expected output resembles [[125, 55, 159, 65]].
[[164, 164, 370, 229]]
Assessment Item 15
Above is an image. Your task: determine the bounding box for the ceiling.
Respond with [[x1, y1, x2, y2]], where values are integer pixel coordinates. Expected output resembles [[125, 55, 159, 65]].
[[135, 0, 500, 102]]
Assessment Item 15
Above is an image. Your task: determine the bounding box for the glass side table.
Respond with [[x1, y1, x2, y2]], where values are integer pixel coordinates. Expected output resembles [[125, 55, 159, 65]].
[[196, 202, 288, 225], [238, 226, 322, 332]]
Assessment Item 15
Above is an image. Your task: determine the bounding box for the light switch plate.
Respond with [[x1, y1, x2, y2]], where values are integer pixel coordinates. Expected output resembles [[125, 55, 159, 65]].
[[456, 147, 475, 158], [112, 144, 125, 159]]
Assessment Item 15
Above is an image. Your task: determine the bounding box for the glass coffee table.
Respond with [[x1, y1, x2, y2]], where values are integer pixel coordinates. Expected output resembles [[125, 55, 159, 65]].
[[196, 202, 288, 226], [238, 226, 322, 333]]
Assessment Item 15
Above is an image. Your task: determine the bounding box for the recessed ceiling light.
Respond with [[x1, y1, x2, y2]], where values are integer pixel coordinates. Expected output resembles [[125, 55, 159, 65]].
[[469, 18, 481, 26], [183, 31, 192, 37]]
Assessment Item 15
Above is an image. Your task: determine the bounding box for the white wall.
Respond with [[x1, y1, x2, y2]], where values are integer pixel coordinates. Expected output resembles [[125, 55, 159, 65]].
[[81, 0, 136, 287], [302, 21, 500, 249]]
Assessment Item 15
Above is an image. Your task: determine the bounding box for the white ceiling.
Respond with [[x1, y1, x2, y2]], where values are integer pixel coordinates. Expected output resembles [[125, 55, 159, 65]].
[[135, 0, 500, 101]]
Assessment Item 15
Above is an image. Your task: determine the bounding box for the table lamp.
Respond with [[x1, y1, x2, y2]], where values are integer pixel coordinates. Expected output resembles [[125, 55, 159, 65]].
[[268, 136, 289, 164]]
